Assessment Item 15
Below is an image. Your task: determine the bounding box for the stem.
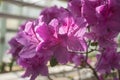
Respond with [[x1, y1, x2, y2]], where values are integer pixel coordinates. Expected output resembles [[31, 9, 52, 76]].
[[47, 76, 53, 80], [77, 68, 81, 80], [86, 62, 99, 80], [85, 40, 91, 62], [118, 69, 120, 80], [9, 58, 14, 71]]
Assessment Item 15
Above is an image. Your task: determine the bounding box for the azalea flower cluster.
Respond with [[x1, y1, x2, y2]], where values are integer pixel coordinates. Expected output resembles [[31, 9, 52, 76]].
[[8, 0, 120, 80]]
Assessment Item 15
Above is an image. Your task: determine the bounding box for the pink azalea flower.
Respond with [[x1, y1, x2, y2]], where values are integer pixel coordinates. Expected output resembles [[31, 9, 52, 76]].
[[82, 0, 120, 31], [96, 48, 120, 73], [35, 16, 87, 64]]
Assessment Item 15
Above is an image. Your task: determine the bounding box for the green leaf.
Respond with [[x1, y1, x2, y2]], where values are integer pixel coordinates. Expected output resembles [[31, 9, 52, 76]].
[[50, 57, 58, 67], [91, 42, 98, 46]]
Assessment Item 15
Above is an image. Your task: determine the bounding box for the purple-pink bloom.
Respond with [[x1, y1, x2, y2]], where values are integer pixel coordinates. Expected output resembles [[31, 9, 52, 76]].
[[41, 6, 70, 24], [98, 74, 104, 80], [82, 0, 120, 31], [8, 19, 51, 80], [114, 77, 119, 80], [68, 0, 82, 17], [72, 54, 85, 66], [35, 16, 87, 64], [36, 6, 87, 65], [16, 21, 41, 58], [96, 48, 120, 73], [8, 37, 23, 58], [18, 55, 49, 80]]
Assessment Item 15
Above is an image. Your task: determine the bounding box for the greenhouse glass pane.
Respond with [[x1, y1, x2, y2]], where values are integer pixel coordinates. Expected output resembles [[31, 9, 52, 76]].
[[6, 18, 20, 30]]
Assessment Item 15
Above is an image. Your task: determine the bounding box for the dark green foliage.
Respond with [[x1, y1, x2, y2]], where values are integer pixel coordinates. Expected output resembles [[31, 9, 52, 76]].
[[50, 56, 58, 67]]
